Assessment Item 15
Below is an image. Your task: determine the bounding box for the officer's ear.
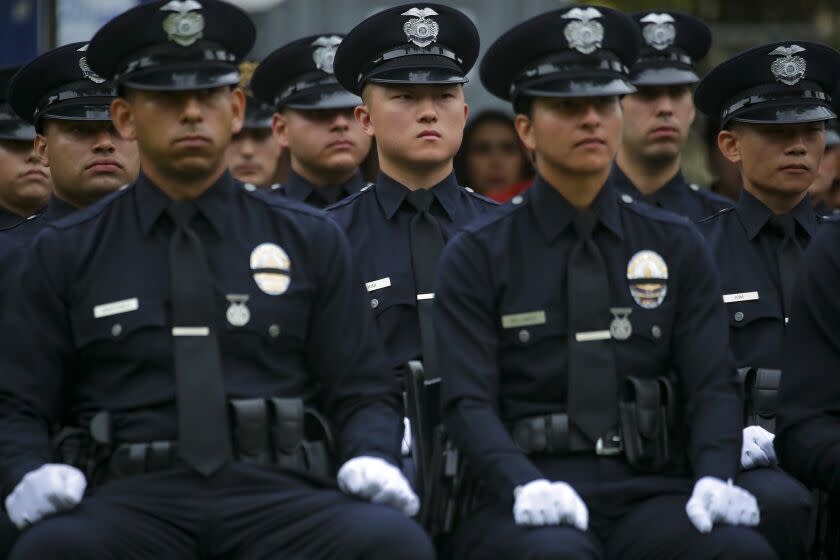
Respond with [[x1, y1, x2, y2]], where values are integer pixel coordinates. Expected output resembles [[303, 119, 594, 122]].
[[355, 85, 375, 138], [717, 126, 742, 165], [272, 111, 289, 149], [514, 113, 536, 152], [230, 87, 245, 136], [110, 97, 137, 142], [33, 132, 49, 168]]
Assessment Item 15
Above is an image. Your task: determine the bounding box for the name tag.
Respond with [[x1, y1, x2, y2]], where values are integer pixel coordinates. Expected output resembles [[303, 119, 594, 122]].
[[722, 291, 759, 304], [93, 298, 139, 319], [575, 330, 612, 342], [366, 277, 391, 292], [501, 311, 547, 329], [172, 327, 210, 337], [416, 293, 435, 301]]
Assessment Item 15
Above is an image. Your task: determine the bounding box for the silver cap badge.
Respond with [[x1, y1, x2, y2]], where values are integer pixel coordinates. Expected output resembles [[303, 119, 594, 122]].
[[562, 7, 604, 55], [769, 45, 807, 86], [77, 44, 105, 84], [311, 35, 343, 75], [402, 7, 439, 48], [161, 0, 205, 47], [640, 13, 676, 51]]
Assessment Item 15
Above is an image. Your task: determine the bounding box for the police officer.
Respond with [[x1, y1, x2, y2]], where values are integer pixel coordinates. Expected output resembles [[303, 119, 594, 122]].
[[328, 4, 496, 385], [251, 34, 370, 208], [3, 41, 140, 241], [225, 61, 286, 189], [0, 67, 51, 228], [612, 11, 732, 222], [0, 2, 431, 559], [437, 7, 773, 558]]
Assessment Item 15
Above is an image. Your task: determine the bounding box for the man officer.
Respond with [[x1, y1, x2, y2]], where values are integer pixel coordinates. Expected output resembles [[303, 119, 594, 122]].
[[436, 6, 773, 559], [0, 2, 431, 559], [0, 67, 51, 228], [251, 34, 370, 208], [225, 61, 286, 189], [612, 11, 732, 222]]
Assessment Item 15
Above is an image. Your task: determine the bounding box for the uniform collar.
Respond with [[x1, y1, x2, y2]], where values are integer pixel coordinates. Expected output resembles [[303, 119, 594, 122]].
[[285, 169, 366, 204], [136, 170, 234, 237], [0, 206, 24, 229], [610, 163, 687, 204], [41, 196, 77, 223], [529, 174, 624, 244], [735, 189, 817, 241], [374, 170, 460, 221]]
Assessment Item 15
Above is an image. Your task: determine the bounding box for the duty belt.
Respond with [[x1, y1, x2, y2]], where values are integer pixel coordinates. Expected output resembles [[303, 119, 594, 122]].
[[511, 413, 622, 457]]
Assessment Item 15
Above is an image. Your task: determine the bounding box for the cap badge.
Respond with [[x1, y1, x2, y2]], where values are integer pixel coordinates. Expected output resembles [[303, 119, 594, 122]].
[[402, 7, 439, 48], [77, 44, 105, 84], [161, 0, 205, 47], [769, 45, 807, 86], [562, 7, 604, 55], [311, 35, 343, 75], [640, 13, 676, 51]]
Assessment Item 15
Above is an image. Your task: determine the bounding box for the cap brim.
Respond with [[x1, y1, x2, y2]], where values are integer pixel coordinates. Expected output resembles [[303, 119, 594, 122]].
[[520, 75, 636, 99], [365, 54, 466, 88], [732, 103, 836, 125], [41, 105, 112, 122], [826, 127, 840, 147], [0, 120, 36, 141], [285, 88, 362, 110], [121, 66, 240, 92], [630, 67, 700, 87]]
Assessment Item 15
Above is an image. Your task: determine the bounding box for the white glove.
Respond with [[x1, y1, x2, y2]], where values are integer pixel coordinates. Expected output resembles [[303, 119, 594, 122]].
[[685, 476, 760, 534], [741, 425, 777, 470], [337, 456, 419, 517], [512, 479, 588, 530], [4, 464, 87, 529], [401, 417, 412, 456]]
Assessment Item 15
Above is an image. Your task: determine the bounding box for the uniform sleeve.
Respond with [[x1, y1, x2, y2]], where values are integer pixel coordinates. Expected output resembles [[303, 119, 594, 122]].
[[0, 232, 74, 498], [776, 224, 840, 492], [305, 218, 402, 467], [437, 232, 543, 504], [671, 224, 742, 481]]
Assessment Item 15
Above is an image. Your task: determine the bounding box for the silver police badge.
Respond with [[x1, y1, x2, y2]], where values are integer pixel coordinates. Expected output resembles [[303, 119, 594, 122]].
[[226, 294, 251, 327], [402, 7, 440, 48], [250, 243, 291, 296], [161, 0, 205, 47], [769, 45, 807, 86], [640, 13, 676, 51], [311, 35, 343, 75], [609, 308, 633, 341], [77, 44, 105, 84], [627, 250, 669, 309], [562, 7, 604, 55]]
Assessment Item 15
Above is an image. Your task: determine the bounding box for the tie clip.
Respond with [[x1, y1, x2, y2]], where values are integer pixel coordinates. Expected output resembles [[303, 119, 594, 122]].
[[575, 330, 611, 342], [172, 326, 210, 337], [416, 293, 435, 301]]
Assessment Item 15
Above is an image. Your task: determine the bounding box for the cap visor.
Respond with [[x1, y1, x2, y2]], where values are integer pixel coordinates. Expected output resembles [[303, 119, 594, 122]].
[[826, 128, 840, 147], [0, 121, 36, 141], [365, 54, 466, 87], [285, 88, 362, 110], [521, 75, 636, 98], [732, 103, 836, 125], [631, 67, 699, 87], [121, 66, 240, 92]]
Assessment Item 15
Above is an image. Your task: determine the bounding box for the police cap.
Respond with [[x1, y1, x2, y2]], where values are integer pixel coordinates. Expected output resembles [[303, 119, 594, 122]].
[[8, 42, 116, 132], [695, 41, 840, 127], [629, 11, 711, 87], [87, 0, 255, 92], [0, 67, 36, 141], [333, 4, 479, 96], [237, 61, 274, 129], [480, 6, 639, 107], [251, 34, 361, 111]]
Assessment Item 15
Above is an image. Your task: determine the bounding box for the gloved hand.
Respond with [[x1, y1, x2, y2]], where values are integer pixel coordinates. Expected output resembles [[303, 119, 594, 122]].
[[401, 417, 412, 456], [512, 478, 588, 530], [337, 456, 419, 517], [685, 476, 760, 534], [741, 425, 777, 470], [4, 464, 87, 529]]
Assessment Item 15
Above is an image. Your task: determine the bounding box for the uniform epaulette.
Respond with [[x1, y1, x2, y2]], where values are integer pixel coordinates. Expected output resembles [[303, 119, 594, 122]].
[[324, 183, 375, 212], [616, 191, 692, 227], [241, 182, 326, 218], [461, 191, 526, 235], [697, 206, 735, 224], [462, 185, 498, 206]]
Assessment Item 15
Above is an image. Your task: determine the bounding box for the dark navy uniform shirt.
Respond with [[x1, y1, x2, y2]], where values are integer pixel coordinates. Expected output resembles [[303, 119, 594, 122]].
[[327, 171, 497, 375], [0, 171, 401, 496], [272, 169, 366, 209], [0, 206, 24, 229], [611, 164, 732, 222], [697, 190, 822, 369], [436, 175, 741, 502], [1, 196, 76, 244], [777, 218, 840, 492]]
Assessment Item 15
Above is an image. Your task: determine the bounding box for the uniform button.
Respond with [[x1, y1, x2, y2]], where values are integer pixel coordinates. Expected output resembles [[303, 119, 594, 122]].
[[651, 325, 662, 339], [518, 329, 530, 343], [111, 323, 122, 337], [371, 298, 380, 309], [689, 183, 700, 192], [465, 187, 475, 193], [621, 194, 634, 204], [512, 195, 524, 205], [268, 324, 280, 338], [734, 311, 744, 322], [243, 183, 256, 192]]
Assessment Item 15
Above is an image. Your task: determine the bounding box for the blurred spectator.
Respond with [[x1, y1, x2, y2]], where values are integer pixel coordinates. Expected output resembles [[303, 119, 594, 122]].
[[704, 118, 742, 201], [455, 110, 533, 202], [808, 122, 840, 213]]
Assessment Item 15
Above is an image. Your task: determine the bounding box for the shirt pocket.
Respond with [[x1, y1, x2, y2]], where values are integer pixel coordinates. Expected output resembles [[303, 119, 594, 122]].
[[726, 296, 781, 330], [498, 307, 567, 349], [365, 272, 415, 317], [223, 295, 310, 348], [628, 303, 674, 345], [72, 297, 167, 348]]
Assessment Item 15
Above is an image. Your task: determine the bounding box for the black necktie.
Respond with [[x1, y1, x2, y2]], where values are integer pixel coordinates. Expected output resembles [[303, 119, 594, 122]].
[[566, 210, 618, 448], [167, 201, 232, 475], [768, 214, 802, 320], [406, 189, 445, 380]]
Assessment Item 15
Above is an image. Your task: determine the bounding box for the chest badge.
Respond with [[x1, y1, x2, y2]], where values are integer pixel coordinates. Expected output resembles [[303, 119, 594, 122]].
[[250, 243, 291, 296], [609, 308, 633, 341], [226, 294, 251, 327], [627, 250, 669, 309]]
